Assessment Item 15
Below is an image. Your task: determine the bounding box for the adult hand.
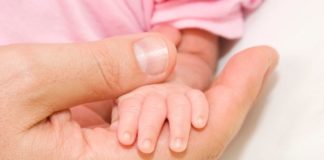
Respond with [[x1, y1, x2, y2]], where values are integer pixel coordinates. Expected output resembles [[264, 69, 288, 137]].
[[0, 33, 177, 159], [102, 46, 278, 160], [0, 32, 278, 159]]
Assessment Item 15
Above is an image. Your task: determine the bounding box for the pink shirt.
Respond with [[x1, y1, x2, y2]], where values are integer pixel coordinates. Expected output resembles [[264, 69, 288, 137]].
[[0, 0, 261, 44]]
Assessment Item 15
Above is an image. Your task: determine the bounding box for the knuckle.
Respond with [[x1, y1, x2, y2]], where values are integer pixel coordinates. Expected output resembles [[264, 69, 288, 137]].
[[146, 104, 166, 116], [141, 123, 160, 132], [120, 105, 141, 115], [87, 43, 123, 96], [118, 93, 143, 103], [188, 89, 204, 97], [168, 94, 190, 107]]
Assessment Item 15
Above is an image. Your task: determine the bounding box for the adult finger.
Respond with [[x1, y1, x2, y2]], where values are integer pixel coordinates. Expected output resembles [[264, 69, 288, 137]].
[[0, 33, 177, 130], [200, 46, 279, 158]]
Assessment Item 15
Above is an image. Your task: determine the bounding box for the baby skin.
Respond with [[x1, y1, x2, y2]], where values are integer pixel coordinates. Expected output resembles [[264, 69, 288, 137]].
[[116, 26, 219, 153]]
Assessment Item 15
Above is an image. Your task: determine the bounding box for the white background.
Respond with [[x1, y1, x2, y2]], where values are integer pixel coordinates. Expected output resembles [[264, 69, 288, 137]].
[[219, 0, 324, 159]]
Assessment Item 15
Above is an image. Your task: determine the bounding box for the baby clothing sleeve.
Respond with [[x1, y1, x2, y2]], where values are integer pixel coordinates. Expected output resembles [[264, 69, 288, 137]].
[[151, 0, 262, 39]]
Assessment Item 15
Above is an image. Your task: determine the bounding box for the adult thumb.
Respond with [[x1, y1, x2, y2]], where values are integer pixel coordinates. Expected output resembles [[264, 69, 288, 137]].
[[0, 33, 176, 128]]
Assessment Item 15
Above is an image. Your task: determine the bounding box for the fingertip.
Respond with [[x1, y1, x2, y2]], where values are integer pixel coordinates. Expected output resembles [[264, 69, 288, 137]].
[[138, 139, 155, 154], [86, 33, 178, 100], [186, 89, 209, 129], [259, 46, 280, 73], [239, 45, 279, 70], [192, 116, 207, 129], [241, 45, 280, 85], [118, 130, 135, 145], [169, 137, 188, 153], [151, 33, 178, 81]]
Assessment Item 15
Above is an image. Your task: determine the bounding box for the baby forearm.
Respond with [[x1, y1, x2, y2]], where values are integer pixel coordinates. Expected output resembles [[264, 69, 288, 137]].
[[167, 53, 215, 90], [167, 28, 219, 90]]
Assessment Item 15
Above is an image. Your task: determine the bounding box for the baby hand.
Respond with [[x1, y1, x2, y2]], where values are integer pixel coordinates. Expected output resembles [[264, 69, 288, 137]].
[[116, 83, 209, 153]]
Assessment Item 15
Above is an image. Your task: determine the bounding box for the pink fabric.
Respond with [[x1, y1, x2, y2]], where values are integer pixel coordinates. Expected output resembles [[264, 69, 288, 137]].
[[0, 0, 261, 45]]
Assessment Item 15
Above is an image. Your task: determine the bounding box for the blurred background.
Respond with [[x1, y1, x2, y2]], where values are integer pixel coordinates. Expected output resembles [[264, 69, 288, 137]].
[[219, 0, 324, 159]]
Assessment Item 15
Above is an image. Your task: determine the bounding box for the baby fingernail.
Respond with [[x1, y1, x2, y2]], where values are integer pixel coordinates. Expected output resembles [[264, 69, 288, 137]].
[[123, 132, 132, 142], [140, 139, 153, 153], [134, 36, 169, 75], [195, 117, 205, 128], [171, 138, 185, 151]]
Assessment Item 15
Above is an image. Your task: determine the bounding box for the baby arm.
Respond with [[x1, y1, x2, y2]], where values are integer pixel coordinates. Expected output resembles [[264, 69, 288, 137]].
[[116, 26, 219, 153], [166, 28, 219, 90]]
